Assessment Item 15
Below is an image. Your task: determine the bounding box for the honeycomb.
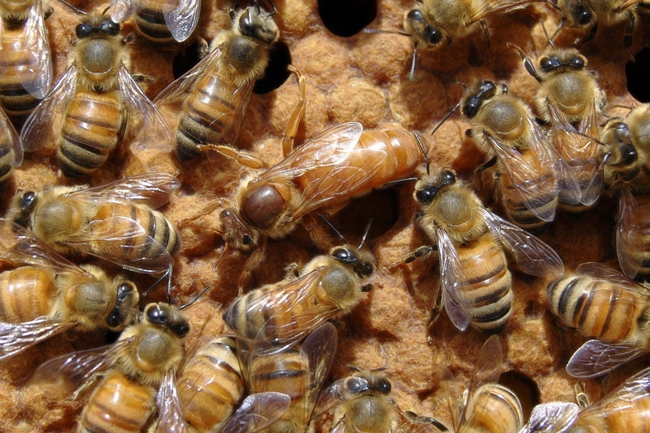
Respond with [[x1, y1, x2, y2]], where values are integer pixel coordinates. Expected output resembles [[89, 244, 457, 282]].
[[1, 0, 650, 431]]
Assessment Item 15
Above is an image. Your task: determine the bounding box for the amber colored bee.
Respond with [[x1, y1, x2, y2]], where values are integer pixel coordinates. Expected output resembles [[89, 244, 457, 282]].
[[7, 173, 181, 292], [0, 221, 139, 361], [19, 12, 171, 178], [522, 366, 650, 433], [409, 168, 563, 332], [240, 322, 338, 433], [514, 45, 606, 212], [0, 107, 22, 185], [0, 0, 52, 124], [31, 302, 190, 432], [154, 4, 282, 162], [109, 0, 200, 43], [461, 80, 566, 231], [223, 238, 373, 345], [547, 262, 650, 378]]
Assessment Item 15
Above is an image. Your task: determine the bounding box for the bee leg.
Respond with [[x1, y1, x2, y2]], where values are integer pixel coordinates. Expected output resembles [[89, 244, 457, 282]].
[[211, 145, 267, 169], [479, 20, 491, 50], [582, 20, 598, 44], [404, 245, 437, 263], [196, 37, 210, 60], [428, 284, 444, 328], [237, 237, 267, 295], [409, 43, 418, 81], [508, 43, 543, 84], [574, 382, 589, 408], [281, 65, 307, 157], [68, 373, 103, 402]]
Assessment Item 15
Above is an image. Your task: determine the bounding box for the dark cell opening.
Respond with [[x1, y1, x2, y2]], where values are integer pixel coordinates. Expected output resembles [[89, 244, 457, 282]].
[[317, 0, 377, 37], [498, 370, 540, 421], [254, 41, 292, 94], [172, 40, 204, 79], [626, 47, 650, 103], [334, 188, 400, 242]]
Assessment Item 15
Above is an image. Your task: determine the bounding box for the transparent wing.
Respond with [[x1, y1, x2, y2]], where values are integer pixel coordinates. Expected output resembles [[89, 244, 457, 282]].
[[66, 172, 180, 208], [0, 318, 76, 361], [579, 365, 650, 419], [220, 392, 291, 433], [29, 337, 134, 392], [437, 227, 471, 332], [314, 376, 370, 420], [0, 108, 22, 167], [519, 402, 580, 433], [118, 66, 174, 162], [20, 65, 77, 152], [470, 0, 545, 22], [110, 0, 134, 22], [16, 0, 52, 99], [488, 118, 558, 222], [575, 261, 650, 295], [301, 322, 338, 420], [616, 186, 645, 279], [164, 0, 200, 42], [481, 208, 564, 278], [154, 369, 188, 433], [566, 339, 648, 379]]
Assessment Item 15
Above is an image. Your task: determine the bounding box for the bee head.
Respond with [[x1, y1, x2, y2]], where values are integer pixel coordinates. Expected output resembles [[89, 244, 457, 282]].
[[105, 281, 139, 331], [331, 246, 374, 278], [237, 5, 279, 44], [414, 169, 456, 205], [76, 17, 120, 39], [539, 49, 586, 73], [404, 9, 443, 47], [462, 80, 497, 118], [144, 303, 190, 338], [219, 209, 259, 252]]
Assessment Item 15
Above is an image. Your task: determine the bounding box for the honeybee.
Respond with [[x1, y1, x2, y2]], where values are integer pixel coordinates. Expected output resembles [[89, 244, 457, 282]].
[[434, 335, 524, 433], [223, 236, 373, 345], [0, 107, 22, 185], [0, 221, 139, 361], [515, 45, 606, 211], [7, 173, 181, 295], [154, 3, 282, 162], [547, 262, 650, 378], [461, 80, 566, 231], [31, 302, 189, 433], [19, 12, 172, 178], [522, 365, 650, 433], [0, 0, 52, 124], [241, 322, 338, 433], [109, 0, 200, 43], [409, 168, 564, 332]]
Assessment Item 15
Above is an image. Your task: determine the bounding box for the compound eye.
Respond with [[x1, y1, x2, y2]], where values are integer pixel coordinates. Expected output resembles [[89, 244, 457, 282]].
[[426, 25, 442, 45], [540, 57, 553, 71], [332, 247, 351, 262], [146, 304, 166, 323], [171, 322, 190, 338], [238, 8, 254, 36], [347, 378, 364, 393], [76, 23, 93, 38], [570, 56, 585, 69], [415, 187, 434, 204], [20, 191, 36, 209], [242, 234, 252, 246], [117, 282, 135, 296], [442, 170, 456, 185], [101, 20, 120, 35], [481, 80, 496, 97], [576, 5, 592, 25], [378, 379, 391, 394], [357, 262, 373, 277], [462, 97, 481, 118]]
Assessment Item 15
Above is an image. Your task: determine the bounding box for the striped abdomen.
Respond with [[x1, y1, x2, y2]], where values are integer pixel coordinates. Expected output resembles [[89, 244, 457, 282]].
[[459, 384, 523, 433], [134, 2, 174, 43], [0, 26, 41, 123], [58, 90, 124, 177], [79, 370, 155, 433], [90, 202, 180, 265], [499, 148, 557, 232], [575, 393, 650, 433], [547, 274, 648, 343], [0, 267, 56, 323], [620, 194, 650, 277], [176, 71, 254, 161], [456, 234, 513, 332], [0, 118, 19, 185], [178, 336, 245, 431]]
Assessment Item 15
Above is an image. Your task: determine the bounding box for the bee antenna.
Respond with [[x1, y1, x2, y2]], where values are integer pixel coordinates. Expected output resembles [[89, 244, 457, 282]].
[[413, 131, 430, 175], [178, 285, 212, 310], [348, 365, 361, 372], [541, 22, 557, 49], [102, 6, 111, 16], [143, 267, 172, 299], [363, 28, 411, 37], [455, 81, 470, 91], [56, 0, 87, 15], [358, 219, 373, 249], [213, 244, 229, 272], [430, 101, 461, 152], [317, 214, 349, 245], [410, 42, 418, 81], [546, 0, 561, 11]]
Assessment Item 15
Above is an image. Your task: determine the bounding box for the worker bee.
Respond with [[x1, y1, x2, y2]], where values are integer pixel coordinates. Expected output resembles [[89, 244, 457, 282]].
[[223, 230, 373, 345], [522, 365, 650, 433], [19, 12, 172, 178], [0, 221, 139, 361], [0, 0, 52, 124], [461, 80, 567, 231], [109, 0, 200, 43], [154, 3, 282, 162], [31, 302, 189, 433], [0, 107, 22, 186], [547, 262, 650, 378], [409, 168, 564, 332], [240, 322, 338, 433], [514, 45, 606, 212], [7, 173, 181, 296]]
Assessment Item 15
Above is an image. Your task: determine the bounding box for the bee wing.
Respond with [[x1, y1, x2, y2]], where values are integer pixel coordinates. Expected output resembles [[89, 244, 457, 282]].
[[110, 0, 134, 22], [219, 392, 291, 433], [575, 261, 650, 295], [0, 108, 23, 167], [519, 402, 580, 433], [480, 208, 564, 278], [439, 367, 464, 431], [29, 337, 134, 392], [437, 227, 472, 332], [313, 376, 371, 420], [66, 172, 180, 209], [20, 64, 78, 152], [566, 339, 648, 379], [14, 0, 52, 99], [163, 0, 200, 42], [0, 318, 76, 361], [469, 0, 544, 22], [488, 119, 558, 222], [579, 365, 650, 419], [301, 323, 338, 416], [154, 369, 188, 433], [118, 66, 174, 160], [616, 186, 645, 279]]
